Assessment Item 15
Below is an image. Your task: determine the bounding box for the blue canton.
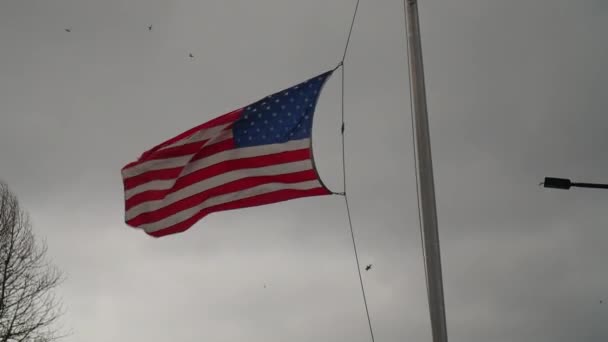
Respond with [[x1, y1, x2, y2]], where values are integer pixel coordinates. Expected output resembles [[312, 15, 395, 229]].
[[233, 70, 333, 148]]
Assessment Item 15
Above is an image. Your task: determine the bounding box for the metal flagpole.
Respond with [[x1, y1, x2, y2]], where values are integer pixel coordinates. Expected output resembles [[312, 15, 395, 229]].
[[403, 1, 449, 342]]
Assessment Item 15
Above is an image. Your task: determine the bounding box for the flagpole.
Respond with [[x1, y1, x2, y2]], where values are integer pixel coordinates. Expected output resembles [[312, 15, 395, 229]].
[[403, 1, 448, 342]]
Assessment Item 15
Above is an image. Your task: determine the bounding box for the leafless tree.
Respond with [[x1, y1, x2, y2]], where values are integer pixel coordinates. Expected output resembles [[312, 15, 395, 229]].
[[0, 182, 64, 342]]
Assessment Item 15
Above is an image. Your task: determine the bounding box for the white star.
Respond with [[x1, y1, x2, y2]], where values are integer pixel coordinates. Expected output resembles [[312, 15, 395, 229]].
[[252, 108, 257, 112], [262, 135, 266, 139], [290, 132, 294, 136], [262, 102, 266, 106], [287, 112, 292, 116], [258, 113, 262, 118], [249, 136, 252, 140], [284, 91, 289, 95], [257, 128, 260, 132], [264, 120, 268, 124], [276, 134, 280, 138], [308, 84, 312, 88], [309, 103, 313, 107], [305, 115, 309, 119], [244, 115, 249, 119], [244, 130, 248, 134], [281, 105, 285, 109], [294, 86, 299, 89], [246, 106, 251, 110], [290, 98, 294, 102], [266, 106, 271, 110], [296, 105, 300, 109], [275, 99, 280, 103], [304, 98, 308, 102], [251, 122, 255, 126], [270, 127, 274, 131], [272, 113, 277, 117]]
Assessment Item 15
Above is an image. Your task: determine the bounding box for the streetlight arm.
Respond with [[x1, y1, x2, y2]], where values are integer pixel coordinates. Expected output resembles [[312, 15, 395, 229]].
[[542, 177, 608, 190]]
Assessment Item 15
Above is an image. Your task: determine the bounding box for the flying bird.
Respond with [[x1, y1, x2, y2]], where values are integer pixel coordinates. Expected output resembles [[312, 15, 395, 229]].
[[148, 25, 153, 31], [189, 53, 194, 59], [65, 28, 71, 32], [365, 264, 372, 271]]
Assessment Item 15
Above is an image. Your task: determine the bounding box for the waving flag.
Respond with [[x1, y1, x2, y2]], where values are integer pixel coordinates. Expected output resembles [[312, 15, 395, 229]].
[[121, 70, 334, 237]]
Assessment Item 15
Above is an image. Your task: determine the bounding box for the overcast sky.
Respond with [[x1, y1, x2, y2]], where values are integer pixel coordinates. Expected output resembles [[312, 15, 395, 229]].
[[1, 0, 608, 341]]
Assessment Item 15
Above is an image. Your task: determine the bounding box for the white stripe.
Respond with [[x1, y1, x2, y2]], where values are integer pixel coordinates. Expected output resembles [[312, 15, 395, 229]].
[[180, 138, 310, 178], [158, 123, 233, 151], [124, 138, 311, 199], [125, 179, 174, 200], [142, 180, 322, 233], [123, 156, 192, 180], [126, 159, 314, 220], [122, 130, 233, 179]]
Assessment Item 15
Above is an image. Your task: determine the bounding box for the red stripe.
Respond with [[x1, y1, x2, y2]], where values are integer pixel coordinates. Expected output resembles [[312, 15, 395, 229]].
[[144, 187, 330, 237], [121, 109, 242, 170], [143, 140, 213, 161], [123, 166, 182, 190], [125, 148, 312, 208], [127, 169, 319, 227], [123, 139, 235, 190], [174, 148, 311, 191], [123, 131, 233, 173]]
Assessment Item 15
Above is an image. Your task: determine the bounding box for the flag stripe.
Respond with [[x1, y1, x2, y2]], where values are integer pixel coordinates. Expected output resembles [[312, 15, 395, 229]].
[[147, 187, 329, 237], [124, 138, 309, 188], [126, 158, 314, 220], [121, 110, 242, 170], [154, 122, 234, 153], [124, 139, 234, 192], [122, 130, 233, 179], [124, 138, 310, 198], [127, 168, 319, 226], [125, 147, 312, 210], [137, 180, 323, 233], [183, 138, 310, 171], [141, 125, 233, 161]]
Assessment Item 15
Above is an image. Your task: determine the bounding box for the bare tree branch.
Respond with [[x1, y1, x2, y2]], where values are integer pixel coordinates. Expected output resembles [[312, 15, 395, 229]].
[[0, 183, 65, 342]]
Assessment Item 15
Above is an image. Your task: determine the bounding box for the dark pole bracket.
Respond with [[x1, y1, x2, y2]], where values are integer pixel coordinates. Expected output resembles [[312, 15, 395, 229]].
[[542, 177, 608, 190]]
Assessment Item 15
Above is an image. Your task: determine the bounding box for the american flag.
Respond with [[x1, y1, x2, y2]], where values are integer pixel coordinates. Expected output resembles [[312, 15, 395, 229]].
[[121, 70, 334, 237]]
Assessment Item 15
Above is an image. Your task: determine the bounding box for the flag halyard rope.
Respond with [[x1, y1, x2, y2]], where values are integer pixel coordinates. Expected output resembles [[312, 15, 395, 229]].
[[336, 2, 376, 342]]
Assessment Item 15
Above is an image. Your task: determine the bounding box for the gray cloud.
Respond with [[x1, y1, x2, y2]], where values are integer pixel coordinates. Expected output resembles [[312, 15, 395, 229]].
[[1, 0, 607, 341]]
